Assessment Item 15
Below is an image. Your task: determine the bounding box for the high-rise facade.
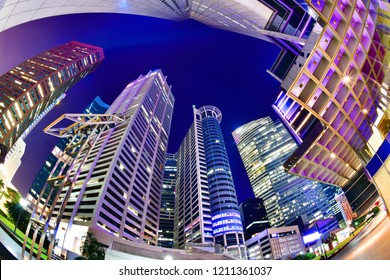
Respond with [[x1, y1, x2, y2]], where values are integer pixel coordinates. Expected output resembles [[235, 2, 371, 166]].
[[158, 152, 177, 248], [233, 117, 339, 227], [175, 106, 246, 259], [239, 198, 270, 240], [0, 41, 104, 162], [23, 70, 174, 259], [26, 96, 109, 211], [272, 0, 390, 213], [335, 193, 355, 225]]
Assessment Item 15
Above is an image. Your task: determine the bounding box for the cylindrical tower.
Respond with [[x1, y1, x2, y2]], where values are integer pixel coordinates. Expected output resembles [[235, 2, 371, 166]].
[[196, 105, 246, 259]]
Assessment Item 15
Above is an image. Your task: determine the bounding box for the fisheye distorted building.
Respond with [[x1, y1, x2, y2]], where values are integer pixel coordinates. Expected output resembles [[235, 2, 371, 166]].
[[273, 0, 390, 213], [233, 117, 340, 227], [175, 106, 246, 259], [158, 152, 177, 248], [0, 41, 104, 162], [23, 70, 174, 259], [26, 96, 110, 214]]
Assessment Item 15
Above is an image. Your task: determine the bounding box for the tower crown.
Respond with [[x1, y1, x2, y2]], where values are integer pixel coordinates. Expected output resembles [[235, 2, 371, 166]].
[[196, 105, 222, 123]]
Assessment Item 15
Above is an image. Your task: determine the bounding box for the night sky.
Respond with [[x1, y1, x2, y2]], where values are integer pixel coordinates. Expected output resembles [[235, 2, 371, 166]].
[[0, 13, 281, 203]]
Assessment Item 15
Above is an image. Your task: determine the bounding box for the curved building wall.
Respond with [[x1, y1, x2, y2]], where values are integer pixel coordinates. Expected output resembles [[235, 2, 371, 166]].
[[197, 106, 245, 259]]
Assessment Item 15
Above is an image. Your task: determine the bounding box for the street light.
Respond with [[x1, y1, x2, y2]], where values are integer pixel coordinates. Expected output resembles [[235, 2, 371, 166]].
[[13, 198, 27, 234]]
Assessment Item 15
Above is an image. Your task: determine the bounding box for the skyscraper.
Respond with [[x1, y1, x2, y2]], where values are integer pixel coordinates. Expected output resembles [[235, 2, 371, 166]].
[[158, 152, 177, 248], [239, 198, 270, 240], [23, 70, 174, 259], [233, 117, 339, 227], [0, 41, 104, 162], [26, 96, 110, 212], [175, 105, 246, 259]]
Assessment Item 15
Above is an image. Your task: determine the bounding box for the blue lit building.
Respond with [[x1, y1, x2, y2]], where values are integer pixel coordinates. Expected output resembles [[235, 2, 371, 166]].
[[175, 106, 246, 259], [158, 152, 177, 248]]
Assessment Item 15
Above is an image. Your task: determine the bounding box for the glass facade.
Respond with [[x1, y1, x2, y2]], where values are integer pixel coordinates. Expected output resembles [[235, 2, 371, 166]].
[[175, 106, 246, 259], [0, 41, 104, 161], [23, 70, 174, 259], [158, 152, 177, 248], [233, 117, 340, 227]]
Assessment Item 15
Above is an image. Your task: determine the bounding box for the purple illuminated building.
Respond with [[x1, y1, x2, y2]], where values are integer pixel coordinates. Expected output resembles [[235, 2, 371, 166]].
[[0, 41, 104, 162], [273, 0, 390, 215]]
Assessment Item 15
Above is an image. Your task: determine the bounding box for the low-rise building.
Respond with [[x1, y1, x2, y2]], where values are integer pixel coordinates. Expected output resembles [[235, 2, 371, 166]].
[[246, 225, 305, 260]]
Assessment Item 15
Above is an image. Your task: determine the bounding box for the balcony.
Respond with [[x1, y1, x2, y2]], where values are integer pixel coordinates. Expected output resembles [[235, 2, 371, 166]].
[[324, 68, 341, 93], [331, 111, 345, 130], [334, 84, 349, 104], [342, 93, 356, 113], [320, 28, 340, 59], [330, 9, 348, 37], [310, 0, 335, 20], [300, 79, 317, 103], [335, 46, 350, 74], [344, 27, 358, 54], [322, 101, 338, 123], [351, 11, 364, 37], [361, 28, 372, 53], [356, 0, 367, 21], [354, 44, 366, 69], [309, 89, 329, 114], [337, 0, 353, 19]]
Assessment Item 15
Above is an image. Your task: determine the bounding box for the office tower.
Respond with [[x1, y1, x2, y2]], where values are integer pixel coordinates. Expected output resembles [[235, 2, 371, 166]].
[[175, 106, 246, 259], [0, 41, 104, 162], [273, 0, 390, 213], [233, 117, 339, 227], [335, 193, 355, 225], [246, 225, 305, 260], [23, 70, 174, 260], [323, 184, 343, 220], [158, 152, 177, 248], [26, 96, 109, 211], [239, 198, 270, 240]]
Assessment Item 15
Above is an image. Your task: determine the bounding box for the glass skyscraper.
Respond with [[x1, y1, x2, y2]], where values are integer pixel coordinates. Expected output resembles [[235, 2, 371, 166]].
[[23, 70, 174, 260], [158, 152, 177, 248], [175, 106, 246, 259], [0, 41, 104, 162], [233, 117, 339, 227]]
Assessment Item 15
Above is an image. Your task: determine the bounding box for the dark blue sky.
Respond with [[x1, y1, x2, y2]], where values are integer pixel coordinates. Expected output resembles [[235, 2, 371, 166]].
[[0, 13, 281, 203]]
